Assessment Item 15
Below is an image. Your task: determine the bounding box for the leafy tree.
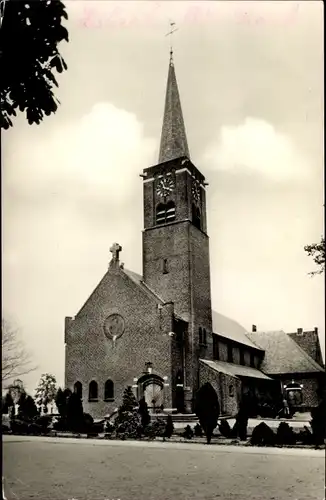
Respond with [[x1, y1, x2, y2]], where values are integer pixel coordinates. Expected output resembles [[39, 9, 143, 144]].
[[0, 0, 69, 129], [304, 237, 325, 276], [2, 319, 35, 383], [17, 391, 38, 420], [1, 391, 14, 415], [194, 383, 220, 444], [35, 373, 57, 414]]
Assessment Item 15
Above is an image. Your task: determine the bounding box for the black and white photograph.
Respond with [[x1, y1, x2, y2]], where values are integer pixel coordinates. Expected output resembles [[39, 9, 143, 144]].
[[2, 1, 325, 499]]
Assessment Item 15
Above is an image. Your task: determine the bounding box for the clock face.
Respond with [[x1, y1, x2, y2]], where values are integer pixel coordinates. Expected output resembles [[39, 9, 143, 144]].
[[192, 181, 201, 202], [156, 175, 175, 198], [103, 313, 125, 341]]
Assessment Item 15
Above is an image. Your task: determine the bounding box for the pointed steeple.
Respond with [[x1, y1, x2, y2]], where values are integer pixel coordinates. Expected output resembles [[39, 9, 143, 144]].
[[158, 50, 190, 164]]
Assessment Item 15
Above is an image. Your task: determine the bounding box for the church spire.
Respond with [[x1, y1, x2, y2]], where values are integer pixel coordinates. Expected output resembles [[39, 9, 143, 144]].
[[158, 50, 190, 164]]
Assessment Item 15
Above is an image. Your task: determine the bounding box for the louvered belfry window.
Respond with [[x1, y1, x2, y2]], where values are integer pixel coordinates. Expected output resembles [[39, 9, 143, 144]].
[[156, 201, 176, 225]]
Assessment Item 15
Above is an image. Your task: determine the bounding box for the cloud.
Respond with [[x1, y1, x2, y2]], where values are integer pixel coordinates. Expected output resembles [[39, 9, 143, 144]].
[[2, 103, 157, 390], [204, 117, 310, 182], [5, 102, 157, 204]]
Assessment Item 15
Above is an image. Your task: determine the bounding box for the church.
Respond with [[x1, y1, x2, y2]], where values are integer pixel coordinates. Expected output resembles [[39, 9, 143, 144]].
[[64, 51, 324, 419]]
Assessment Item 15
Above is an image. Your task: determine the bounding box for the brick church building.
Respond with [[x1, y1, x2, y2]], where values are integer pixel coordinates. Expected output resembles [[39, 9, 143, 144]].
[[65, 51, 324, 419]]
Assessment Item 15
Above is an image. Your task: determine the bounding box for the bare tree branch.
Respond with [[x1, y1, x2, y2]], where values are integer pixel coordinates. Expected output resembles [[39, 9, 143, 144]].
[[1, 319, 37, 384]]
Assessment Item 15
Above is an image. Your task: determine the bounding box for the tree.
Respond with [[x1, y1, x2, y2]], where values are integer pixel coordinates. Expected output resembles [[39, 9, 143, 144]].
[[1, 391, 14, 415], [17, 391, 38, 420], [304, 237, 325, 276], [66, 391, 84, 433], [2, 319, 36, 383], [0, 0, 69, 129], [55, 387, 71, 418], [138, 397, 151, 428], [35, 373, 57, 414], [194, 383, 220, 444], [115, 386, 142, 439]]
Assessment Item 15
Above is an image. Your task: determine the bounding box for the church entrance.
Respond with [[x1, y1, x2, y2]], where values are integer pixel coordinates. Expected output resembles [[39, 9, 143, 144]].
[[137, 374, 164, 410]]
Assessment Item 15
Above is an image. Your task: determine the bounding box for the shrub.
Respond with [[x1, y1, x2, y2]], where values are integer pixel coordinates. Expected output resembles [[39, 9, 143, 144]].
[[194, 383, 220, 444], [145, 418, 166, 440], [183, 425, 194, 440], [250, 422, 275, 447], [232, 395, 253, 441], [218, 419, 232, 438], [164, 415, 174, 439], [10, 418, 30, 435], [310, 394, 326, 447], [52, 416, 67, 431], [87, 421, 104, 438], [138, 397, 151, 429], [276, 422, 296, 446], [194, 423, 203, 437], [33, 415, 52, 434], [104, 420, 115, 435], [296, 426, 313, 445]]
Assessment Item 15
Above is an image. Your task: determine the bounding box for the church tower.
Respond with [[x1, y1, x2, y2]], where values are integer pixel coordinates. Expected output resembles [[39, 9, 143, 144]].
[[142, 51, 213, 408]]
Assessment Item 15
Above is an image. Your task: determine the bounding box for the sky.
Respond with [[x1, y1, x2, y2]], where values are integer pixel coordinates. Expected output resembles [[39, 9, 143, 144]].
[[2, 1, 324, 394]]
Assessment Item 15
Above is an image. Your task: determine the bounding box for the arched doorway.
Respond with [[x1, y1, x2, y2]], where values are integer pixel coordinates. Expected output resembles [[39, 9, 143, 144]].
[[137, 374, 164, 410], [284, 382, 303, 406]]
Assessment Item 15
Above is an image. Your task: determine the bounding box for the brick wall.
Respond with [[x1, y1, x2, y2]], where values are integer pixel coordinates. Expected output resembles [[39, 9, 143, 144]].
[[199, 362, 241, 416], [65, 268, 174, 418]]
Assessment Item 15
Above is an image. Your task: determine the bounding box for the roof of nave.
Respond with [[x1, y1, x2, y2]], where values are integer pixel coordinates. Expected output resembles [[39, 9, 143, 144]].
[[246, 330, 325, 375], [212, 311, 262, 350]]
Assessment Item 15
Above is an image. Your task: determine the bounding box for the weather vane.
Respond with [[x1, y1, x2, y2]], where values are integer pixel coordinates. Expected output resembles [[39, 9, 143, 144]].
[[165, 20, 178, 61]]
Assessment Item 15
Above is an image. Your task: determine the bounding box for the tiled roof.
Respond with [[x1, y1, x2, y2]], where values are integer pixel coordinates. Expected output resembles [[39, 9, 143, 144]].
[[246, 330, 325, 375], [200, 359, 273, 380], [212, 311, 261, 350]]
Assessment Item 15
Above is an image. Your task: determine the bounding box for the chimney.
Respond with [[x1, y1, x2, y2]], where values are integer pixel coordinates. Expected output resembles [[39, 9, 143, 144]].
[[297, 328, 303, 335], [314, 327, 318, 335], [252, 325, 257, 332]]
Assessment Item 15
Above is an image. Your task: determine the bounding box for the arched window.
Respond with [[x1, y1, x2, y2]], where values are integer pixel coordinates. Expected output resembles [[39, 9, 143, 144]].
[[104, 379, 114, 401], [74, 381, 82, 399], [203, 328, 207, 345], [88, 380, 98, 401], [192, 203, 201, 230], [156, 202, 176, 225], [199, 327, 203, 344]]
